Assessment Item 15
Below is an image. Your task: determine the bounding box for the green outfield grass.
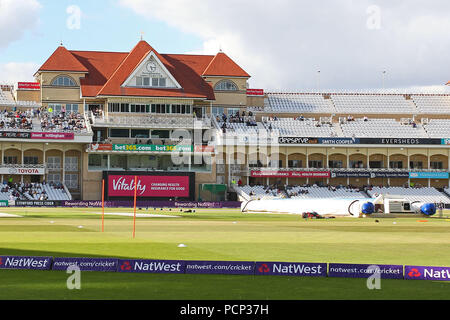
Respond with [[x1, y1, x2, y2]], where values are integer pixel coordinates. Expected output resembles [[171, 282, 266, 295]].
[[0, 207, 449, 300]]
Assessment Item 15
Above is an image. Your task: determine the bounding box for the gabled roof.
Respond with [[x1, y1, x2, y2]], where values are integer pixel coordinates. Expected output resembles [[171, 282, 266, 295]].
[[96, 41, 215, 99], [38, 46, 89, 73], [36, 41, 250, 99], [202, 51, 250, 78]]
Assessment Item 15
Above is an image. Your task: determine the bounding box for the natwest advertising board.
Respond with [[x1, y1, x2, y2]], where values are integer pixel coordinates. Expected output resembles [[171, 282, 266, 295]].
[[104, 171, 195, 200], [251, 171, 330, 178]]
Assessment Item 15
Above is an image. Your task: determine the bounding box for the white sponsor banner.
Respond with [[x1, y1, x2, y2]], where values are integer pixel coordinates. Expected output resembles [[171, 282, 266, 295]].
[[0, 167, 46, 175]]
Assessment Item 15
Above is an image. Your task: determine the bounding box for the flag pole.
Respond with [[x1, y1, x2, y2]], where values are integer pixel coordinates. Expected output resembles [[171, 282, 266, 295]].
[[101, 179, 105, 232], [133, 176, 137, 238]]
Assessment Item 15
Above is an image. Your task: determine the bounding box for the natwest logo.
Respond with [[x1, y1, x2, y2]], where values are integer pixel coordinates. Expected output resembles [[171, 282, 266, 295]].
[[258, 263, 270, 273], [408, 268, 421, 278], [120, 261, 132, 271]]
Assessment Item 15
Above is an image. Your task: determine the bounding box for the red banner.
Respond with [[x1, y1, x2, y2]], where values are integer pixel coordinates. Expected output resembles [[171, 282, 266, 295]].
[[251, 171, 330, 178], [246, 89, 264, 96], [90, 144, 113, 151], [108, 175, 190, 198], [31, 132, 74, 140], [194, 145, 215, 153], [18, 82, 40, 90]]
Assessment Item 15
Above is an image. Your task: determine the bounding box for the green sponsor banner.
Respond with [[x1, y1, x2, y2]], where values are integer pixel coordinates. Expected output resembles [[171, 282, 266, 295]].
[[113, 144, 193, 152], [0, 200, 9, 207]]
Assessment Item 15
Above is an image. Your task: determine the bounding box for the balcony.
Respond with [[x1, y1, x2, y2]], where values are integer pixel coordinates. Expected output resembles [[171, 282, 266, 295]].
[[91, 113, 211, 129]]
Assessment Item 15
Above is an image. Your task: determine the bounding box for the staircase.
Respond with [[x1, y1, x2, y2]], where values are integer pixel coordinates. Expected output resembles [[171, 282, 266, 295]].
[[332, 122, 344, 137]]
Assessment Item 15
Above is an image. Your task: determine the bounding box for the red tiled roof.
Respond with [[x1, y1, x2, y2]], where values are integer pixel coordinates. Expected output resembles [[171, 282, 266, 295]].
[[202, 51, 250, 78], [38, 46, 89, 73], [37, 41, 249, 99], [70, 51, 128, 97]]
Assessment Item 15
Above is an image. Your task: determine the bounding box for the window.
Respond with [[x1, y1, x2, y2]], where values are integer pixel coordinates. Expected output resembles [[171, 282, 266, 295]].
[[410, 161, 423, 169], [308, 161, 323, 169], [369, 161, 383, 169], [108, 103, 120, 113], [110, 129, 129, 138], [4, 156, 17, 165], [389, 161, 403, 169], [65, 174, 79, 189], [138, 76, 167, 88], [328, 160, 343, 169], [350, 160, 365, 168], [430, 162, 443, 170], [120, 103, 129, 113], [24, 157, 39, 165], [65, 157, 78, 171], [48, 104, 62, 114], [227, 108, 240, 116], [211, 107, 224, 116], [151, 130, 170, 139], [47, 157, 61, 171], [130, 104, 148, 113], [131, 130, 150, 138], [88, 154, 108, 171], [268, 160, 283, 168], [214, 80, 238, 91], [51, 76, 76, 87], [47, 173, 61, 184], [66, 104, 79, 114], [288, 160, 302, 168]]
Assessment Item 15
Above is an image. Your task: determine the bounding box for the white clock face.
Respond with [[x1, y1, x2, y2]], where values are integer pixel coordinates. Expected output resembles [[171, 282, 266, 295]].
[[146, 62, 157, 73]]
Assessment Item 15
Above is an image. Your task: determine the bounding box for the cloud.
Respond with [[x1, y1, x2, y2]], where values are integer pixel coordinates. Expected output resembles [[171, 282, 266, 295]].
[[119, 0, 450, 90], [0, 0, 42, 50], [0, 62, 40, 84]]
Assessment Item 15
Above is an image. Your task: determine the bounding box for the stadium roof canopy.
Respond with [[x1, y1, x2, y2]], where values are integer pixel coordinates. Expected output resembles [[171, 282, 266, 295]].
[[36, 40, 250, 100]]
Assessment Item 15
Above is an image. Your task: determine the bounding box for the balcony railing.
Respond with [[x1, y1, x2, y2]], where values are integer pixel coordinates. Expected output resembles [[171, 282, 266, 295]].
[[0, 164, 46, 169], [91, 114, 211, 129], [240, 167, 449, 176]]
